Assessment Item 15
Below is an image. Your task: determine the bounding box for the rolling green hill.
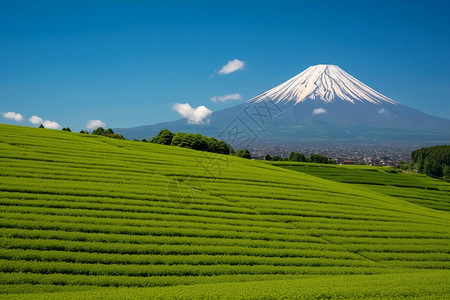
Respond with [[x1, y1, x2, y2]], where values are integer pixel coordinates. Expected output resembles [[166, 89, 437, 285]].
[[266, 161, 450, 211], [0, 124, 449, 299]]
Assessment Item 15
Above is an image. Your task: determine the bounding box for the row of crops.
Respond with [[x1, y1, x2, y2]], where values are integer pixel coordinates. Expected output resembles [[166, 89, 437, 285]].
[[269, 162, 450, 211], [0, 124, 449, 297], [9, 271, 447, 300]]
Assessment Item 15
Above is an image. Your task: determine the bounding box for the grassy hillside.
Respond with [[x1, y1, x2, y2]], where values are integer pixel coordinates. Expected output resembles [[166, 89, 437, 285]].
[[0, 124, 449, 299], [266, 161, 450, 211]]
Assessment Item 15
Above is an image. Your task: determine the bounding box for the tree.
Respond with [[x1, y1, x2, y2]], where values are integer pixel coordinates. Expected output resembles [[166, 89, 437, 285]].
[[61, 127, 71, 132], [218, 140, 232, 155], [235, 149, 251, 159], [39, 124, 44, 128], [443, 165, 450, 181], [171, 132, 186, 146], [423, 157, 440, 177], [92, 127, 125, 139], [92, 127, 106, 136], [151, 129, 175, 145], [310, 153, 330, 164], [264, 154, 272, 161], [179, 133, 195, 149], [191, 134, 207, 151], [412, 145, 450, 177], [289, 152, 306, 162]]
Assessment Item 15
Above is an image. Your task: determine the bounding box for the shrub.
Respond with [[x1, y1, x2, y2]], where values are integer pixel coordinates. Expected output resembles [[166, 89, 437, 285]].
[[235, 149, 251, 159]]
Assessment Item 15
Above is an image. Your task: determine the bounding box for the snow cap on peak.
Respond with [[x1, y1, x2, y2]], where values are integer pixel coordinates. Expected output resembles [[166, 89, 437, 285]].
[[311, 64, 338, 67], [249, 65, 397, 105]]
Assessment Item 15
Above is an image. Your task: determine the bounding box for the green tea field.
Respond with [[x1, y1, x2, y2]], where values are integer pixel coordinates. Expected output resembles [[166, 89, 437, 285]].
[[0, 124, 449, 299], [267, 161, 450, 211]]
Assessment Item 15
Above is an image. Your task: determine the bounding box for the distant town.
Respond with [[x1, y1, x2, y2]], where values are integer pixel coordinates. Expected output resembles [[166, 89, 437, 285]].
[[251, 141, 444, 166]]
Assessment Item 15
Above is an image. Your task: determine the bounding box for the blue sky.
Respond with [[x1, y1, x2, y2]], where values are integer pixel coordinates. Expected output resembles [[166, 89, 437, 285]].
[[1, 0, 449, 130]]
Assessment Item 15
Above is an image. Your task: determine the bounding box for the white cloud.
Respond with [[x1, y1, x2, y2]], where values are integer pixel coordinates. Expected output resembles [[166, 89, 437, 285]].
[[172, 103, 212, 125], [42, 120, 61, 129], [29, 115, 60, 129], [86, 120, 106, 130], [218, 59, 245, 75], [29, 115, 44, 125], [3, 112, 23, 122], [313, 108, 327, 115], [210, 93, 243, 103], [378, 108, 386, 114]]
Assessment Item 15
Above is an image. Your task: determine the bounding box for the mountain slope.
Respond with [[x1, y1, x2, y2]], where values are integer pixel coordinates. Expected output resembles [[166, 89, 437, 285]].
[[0, 124, 449, 298], [116, 65, 450, 145]]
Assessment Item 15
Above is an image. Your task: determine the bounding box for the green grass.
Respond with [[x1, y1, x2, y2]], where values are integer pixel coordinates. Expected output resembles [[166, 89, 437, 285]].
[[0, 124, 449, 299]]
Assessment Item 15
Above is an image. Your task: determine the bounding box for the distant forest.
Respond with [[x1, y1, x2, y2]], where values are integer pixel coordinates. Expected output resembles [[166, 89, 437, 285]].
[[264, 152, 335, 164], [411, 145, 450, 179]]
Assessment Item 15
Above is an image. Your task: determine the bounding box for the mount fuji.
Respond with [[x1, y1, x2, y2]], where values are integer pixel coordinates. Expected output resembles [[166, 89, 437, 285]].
[[249, 64, 398, 105], [116, 64, 450, 148]]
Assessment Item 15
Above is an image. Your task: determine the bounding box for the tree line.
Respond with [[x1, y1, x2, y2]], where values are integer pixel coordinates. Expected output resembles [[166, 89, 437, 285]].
[[411, 145, 450, 180], [150, 129, 252, 159], [40, 125, 125, 140], [150, 129, 231, 154], [265, 152, 336, 164]]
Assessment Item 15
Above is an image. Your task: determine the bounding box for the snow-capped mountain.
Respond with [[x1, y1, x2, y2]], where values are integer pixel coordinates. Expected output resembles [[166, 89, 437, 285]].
[[116, 64, 450, 148], [249, 64, 397, 105]]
